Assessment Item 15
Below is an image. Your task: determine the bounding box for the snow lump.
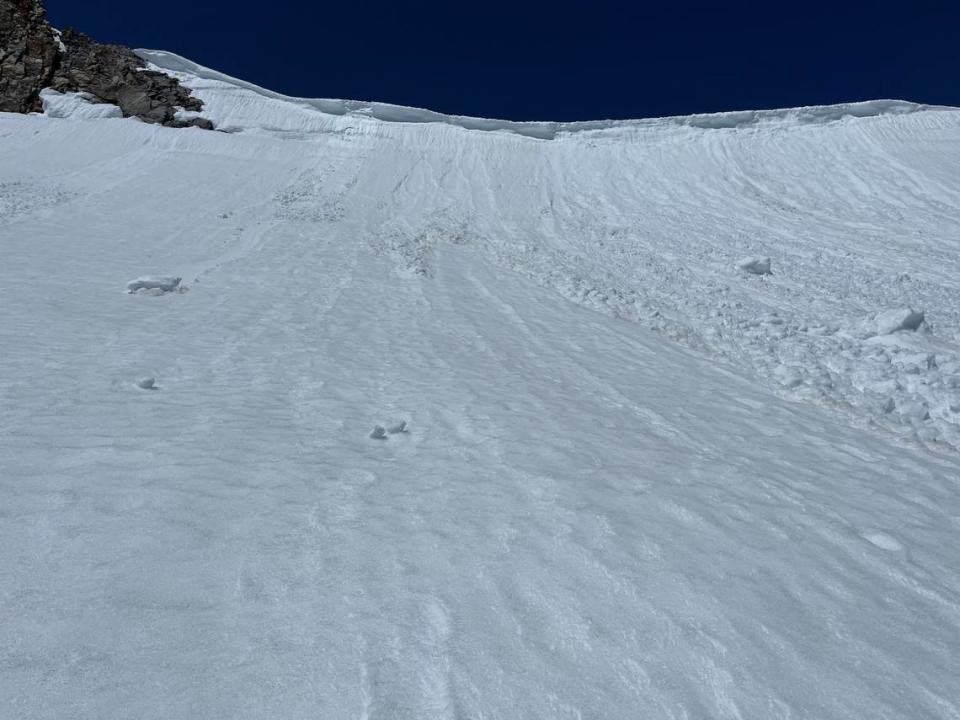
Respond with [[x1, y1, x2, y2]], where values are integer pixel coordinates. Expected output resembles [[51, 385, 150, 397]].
[[874, 308, 924, 335], [738, 257, 772, 275]]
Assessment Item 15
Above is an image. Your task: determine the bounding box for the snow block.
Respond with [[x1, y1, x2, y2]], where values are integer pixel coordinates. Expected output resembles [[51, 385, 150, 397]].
[[126, 276, 182, 293], [875, 308, 924, 335], [738, 257, 772, 275]]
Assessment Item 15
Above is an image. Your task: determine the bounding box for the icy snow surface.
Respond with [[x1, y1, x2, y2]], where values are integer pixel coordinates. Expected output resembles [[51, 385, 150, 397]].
[[1, 53, 960, 719]]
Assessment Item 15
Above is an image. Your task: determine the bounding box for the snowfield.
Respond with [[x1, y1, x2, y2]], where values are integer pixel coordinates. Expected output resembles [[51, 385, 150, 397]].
[[1, 52, 959, 719]]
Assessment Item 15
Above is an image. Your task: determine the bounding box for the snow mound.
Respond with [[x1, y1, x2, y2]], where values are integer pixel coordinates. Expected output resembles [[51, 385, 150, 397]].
[[125, 276, 182, 294]]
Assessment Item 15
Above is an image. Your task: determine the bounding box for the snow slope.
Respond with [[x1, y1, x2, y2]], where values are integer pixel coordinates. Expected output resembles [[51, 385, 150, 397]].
[[145, 50, 960, 451], [1, 54, 960, 719]]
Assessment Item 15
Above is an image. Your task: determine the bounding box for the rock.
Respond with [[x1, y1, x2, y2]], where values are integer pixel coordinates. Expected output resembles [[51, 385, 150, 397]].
[[50, 28, 206, 126], [387, 420, 407, 434], [369, 425, 387, 440], [126, 276, 182, 293], [0, 0, 213, 128], [135, 377, 157, 390], [0, 0, 60, 113], [738, 257, 772, 275], [168, 116, 216, 130], [875, 308, 924, 335]]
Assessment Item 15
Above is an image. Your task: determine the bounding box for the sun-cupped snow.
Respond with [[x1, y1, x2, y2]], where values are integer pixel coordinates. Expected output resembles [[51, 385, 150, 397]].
[[2, 52, 960, 720]]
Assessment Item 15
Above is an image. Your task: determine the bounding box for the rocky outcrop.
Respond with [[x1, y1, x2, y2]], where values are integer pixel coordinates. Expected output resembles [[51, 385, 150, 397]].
[[0, 0, 58, 113], [0, 0, 212, 128], [49, 29, 212, 128]]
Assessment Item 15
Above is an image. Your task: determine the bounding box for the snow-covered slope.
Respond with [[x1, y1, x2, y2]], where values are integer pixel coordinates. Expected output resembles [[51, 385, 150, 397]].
[[144, 49, 960, 451], [1, 54, 959, 719]]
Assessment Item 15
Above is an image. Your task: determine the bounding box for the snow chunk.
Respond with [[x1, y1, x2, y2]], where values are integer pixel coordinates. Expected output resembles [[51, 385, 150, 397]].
[[897, 400, 930, 423], [126, 276, 182, 294], [862, 531, 903, 551], [738, 257, 772, 275], [135, 377, 157, 390], [40, 89, 123, 120], [387, 420, 408, 434], [773, 365, 804, 389], [369, 425, 387, 440], [874, 308, 924, 335]]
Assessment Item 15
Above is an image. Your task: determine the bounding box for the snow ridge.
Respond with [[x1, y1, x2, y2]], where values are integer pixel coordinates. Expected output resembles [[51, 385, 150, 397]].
[[137, 49, 953, 139]]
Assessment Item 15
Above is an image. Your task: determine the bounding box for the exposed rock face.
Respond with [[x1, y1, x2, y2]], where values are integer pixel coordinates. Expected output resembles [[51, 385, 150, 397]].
[[0, 0, 212, 128], [0, 0, 58, 113], [49, 28, 211, 127]]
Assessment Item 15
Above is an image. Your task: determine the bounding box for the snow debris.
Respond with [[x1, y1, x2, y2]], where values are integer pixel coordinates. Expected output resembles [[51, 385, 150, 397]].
[[5, 55, 960, 719], [874, 308, 925, 335], [738, 256, 772, 275], [773, 365, 804, 388], [897, 400, 930, 423], [125, 276, 182, 294]]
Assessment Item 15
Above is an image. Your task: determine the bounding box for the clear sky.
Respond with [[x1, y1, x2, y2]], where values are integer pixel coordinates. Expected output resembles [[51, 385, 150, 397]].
[[43, 0, 959, 121]]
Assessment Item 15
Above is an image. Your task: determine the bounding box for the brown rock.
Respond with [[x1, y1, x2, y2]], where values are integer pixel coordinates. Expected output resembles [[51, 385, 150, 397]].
[[1, 0, 213, 128], [0, 0, 60, 113]]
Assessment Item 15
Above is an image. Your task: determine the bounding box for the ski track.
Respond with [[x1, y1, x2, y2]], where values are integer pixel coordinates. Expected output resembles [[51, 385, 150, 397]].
[[1, 68, 960, 719]]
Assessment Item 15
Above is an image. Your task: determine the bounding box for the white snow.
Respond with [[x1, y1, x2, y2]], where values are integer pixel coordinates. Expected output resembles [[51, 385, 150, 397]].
[[40, 88, 124, 120], [51, 27, 67, 53], [2, 52, 960, 719]]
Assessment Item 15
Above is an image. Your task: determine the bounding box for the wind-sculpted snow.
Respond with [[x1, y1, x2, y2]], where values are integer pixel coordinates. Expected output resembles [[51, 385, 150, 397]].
[[2, 58, 960, 719]]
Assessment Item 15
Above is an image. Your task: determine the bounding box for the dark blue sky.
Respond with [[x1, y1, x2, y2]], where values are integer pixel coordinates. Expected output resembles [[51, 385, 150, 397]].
[[44, 0, 958, 121]]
